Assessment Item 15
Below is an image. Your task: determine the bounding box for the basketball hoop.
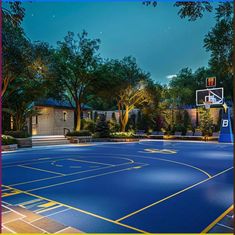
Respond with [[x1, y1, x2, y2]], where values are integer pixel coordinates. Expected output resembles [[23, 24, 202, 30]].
[[196, 87, 224, 107]]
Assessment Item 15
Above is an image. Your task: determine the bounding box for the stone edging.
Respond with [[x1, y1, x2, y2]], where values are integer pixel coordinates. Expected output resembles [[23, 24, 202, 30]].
[[92, 138, 139, 142], [16, 137, 32, 148], [2, 144, 18, 152]]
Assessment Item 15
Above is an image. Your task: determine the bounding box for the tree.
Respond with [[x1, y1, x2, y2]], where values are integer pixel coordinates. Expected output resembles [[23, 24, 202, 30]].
[[108, 113, 120, 133], [168, 67, 213, 106], [92, 57, 151, 132], [144, 1, 233, 101], [2, 38, 53, 133], [173, 2, 213, 21], [94, 115, 110, 138], [118, 82, 151, 132], [183, 110, 191, 130], [204, 2, 233, 100], [3, 77, 44, 132], [137, 81, 163, 131], [2, 2, 25, 26], [51, 31, 101, 131], [2, 8, 30, 98], [143, 1, 213, 21], [199, 107, 213, 136], [2, 1, 52, 101]]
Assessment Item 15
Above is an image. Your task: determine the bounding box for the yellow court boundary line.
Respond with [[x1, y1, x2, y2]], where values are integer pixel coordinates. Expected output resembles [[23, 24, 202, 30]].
[[2, 185, 149, 234], [116, 167, 233, 222], [201, 205, 234, 233], [2, 190, 22, 198], [18, 164, 66, 176]]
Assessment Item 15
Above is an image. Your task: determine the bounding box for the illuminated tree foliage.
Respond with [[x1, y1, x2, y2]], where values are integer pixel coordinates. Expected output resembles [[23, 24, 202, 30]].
[[51, 31, 101, 131]]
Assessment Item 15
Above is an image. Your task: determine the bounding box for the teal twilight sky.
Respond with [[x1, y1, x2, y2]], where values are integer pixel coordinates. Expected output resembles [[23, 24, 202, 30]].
[[21, 1, 217, 84]]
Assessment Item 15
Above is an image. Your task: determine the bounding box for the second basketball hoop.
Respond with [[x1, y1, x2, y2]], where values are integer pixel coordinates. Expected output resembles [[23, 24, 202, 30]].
[[196, 87, 224, 108]]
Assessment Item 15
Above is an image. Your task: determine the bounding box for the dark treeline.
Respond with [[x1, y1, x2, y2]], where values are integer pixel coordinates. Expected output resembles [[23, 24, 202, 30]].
[[2, 2, 233, 134]]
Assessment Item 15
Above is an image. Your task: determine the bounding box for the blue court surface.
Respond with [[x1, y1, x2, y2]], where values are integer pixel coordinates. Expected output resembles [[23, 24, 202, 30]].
[[2, 140, 234, 233]]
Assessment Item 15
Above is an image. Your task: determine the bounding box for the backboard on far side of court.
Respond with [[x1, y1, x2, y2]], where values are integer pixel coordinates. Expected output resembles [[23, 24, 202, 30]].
[[196, 87, 224, 107]]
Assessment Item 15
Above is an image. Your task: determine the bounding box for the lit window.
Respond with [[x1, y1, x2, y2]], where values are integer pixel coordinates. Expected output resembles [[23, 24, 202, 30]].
[[32, 116, 38, 125], [63, 111, 67, 122]]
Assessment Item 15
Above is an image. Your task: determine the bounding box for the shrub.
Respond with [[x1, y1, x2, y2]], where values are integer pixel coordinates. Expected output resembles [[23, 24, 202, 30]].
[[93, 111, 98, 122], [4, 131, 31, 138], [81, 119, 96, 133], [126, 114, 136, 132], [66, 130, 91, 136], [110, 132, 134, 138], [172, 124, 187, 135], [94, 116, 110, 138], [111, 112, 117, 122], [108, 119, 120, 132], [2, 135, 17, 145], [199, 108, 213, 136]]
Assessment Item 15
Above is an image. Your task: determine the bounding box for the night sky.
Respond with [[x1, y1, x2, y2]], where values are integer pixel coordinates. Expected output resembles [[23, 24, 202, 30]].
[[21, 1, 216, 84]]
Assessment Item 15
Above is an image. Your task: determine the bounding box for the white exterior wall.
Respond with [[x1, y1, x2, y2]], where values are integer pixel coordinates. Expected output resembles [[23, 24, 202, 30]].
[[92, 109, 139, 121], [53, 108, 74, 135], [32, 106, 74, 135]]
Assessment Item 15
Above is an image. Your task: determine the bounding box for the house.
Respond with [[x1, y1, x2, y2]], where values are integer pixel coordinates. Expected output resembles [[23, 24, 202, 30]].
[[29, 99, 91, 136]]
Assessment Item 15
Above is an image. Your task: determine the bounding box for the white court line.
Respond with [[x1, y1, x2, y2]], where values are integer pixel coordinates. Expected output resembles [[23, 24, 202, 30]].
[[55, 226, 77, 234], [2, 205, 27, 223], [2, 225, 16, 234], [27, 164, 142, 192], [18, 164, 65, 176], [9, 159, 135, 187], [68, 158, 114, 166], [37, 208, 70, 220], [20, 198, 42, 206], [138, 152, 212, 178], [217, 223, 234, 230], [35, 205, 62, 214], [88, 152, 213, 179], [2, 157, 65, 168], [16, 218, 48, 233]]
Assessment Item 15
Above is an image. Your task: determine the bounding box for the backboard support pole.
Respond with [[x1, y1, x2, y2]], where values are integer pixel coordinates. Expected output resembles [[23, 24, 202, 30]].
[[218, 104, 234, 143]]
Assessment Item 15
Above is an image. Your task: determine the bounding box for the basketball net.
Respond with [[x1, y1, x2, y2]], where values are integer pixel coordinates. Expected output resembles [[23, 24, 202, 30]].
[[204, 101, 211, 109]]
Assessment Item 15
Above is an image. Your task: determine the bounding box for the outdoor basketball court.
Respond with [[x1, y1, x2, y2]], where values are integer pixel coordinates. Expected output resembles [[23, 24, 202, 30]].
[[2, 140, 234, 233]]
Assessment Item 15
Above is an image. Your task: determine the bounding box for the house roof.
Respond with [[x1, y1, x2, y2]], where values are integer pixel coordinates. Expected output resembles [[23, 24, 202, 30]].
[[34, 98, 92, 110]]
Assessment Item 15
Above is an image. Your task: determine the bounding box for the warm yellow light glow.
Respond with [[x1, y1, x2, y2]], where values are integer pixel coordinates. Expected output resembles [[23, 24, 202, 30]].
[[32, 129, 37, 135]]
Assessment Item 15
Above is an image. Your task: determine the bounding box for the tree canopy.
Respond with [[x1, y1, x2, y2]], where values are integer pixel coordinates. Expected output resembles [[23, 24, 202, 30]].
[[2, 1, 233, 134], [50, 31, 101, 131]]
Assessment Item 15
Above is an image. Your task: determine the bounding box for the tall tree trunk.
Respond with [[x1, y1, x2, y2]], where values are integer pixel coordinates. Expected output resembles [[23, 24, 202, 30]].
[[120, 106, 129, 132], [75, 101, 81, 131], [1, 77, 10, 98]]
